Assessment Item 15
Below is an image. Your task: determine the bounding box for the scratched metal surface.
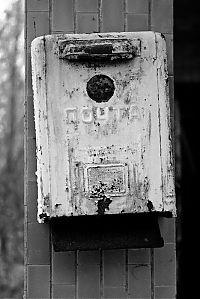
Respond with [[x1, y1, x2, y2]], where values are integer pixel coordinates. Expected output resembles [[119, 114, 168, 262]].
[[31, 32, 176, 223]]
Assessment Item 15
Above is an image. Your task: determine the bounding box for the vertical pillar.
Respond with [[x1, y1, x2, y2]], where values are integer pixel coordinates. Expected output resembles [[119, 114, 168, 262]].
[[25, 1, 175, 298], [25, 1, 51, 298]]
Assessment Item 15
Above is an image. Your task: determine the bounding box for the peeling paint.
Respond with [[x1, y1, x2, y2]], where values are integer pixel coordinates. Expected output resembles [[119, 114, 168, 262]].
[[97, 196, 112, 215], [31, 32, 176, 222], [89, 181, 112, 215], [147, 200, 154, 212]]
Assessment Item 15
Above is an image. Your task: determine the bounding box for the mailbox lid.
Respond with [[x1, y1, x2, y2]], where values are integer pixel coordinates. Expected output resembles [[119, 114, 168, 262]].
[[31, 32, 176, 222]]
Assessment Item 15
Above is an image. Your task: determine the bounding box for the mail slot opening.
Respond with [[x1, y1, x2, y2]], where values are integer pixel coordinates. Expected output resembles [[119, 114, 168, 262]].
[[86, 74, 115, 103]]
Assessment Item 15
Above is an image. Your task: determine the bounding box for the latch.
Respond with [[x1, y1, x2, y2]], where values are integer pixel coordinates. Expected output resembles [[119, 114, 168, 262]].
[[58, 38, 140, 61]]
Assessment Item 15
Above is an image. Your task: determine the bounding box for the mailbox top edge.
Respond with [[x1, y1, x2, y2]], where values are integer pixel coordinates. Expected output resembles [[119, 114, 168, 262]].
[[31, 31, 165, 47]]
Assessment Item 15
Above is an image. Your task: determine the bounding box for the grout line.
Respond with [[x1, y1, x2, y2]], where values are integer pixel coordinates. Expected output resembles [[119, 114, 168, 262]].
[[73, 0, 78, 33], [51, 31, 74, 34], [126, 13, 149, 16], [154, 284, 176, 287], [100, 249, 103, 298], [48, 0, 52, 34], [75, 250, 78, 299], [50, 223, 53, 299], [150, 248, 154, 299], [24, 2, 28, 294], [125, 249, 129, 295], [124, 0, 128, 31], [148, 0, 152, 30], [98, 0, 103, 32], [76, 11, 99, 14], [27, 10, 49, 12], [51, 284, 77, 287], [26, 264, 52, 269]]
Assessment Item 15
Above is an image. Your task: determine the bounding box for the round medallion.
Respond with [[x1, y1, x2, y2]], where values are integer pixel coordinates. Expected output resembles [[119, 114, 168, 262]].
[[86, 74, 115, 103]]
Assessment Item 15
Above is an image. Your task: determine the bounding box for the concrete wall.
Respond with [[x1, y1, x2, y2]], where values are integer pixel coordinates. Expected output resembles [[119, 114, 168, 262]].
[[24, 0, 176, 298]]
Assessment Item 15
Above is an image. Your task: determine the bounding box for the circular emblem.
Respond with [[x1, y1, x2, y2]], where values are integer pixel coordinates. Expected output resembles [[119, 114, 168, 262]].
[[86, 74, 115, 103]]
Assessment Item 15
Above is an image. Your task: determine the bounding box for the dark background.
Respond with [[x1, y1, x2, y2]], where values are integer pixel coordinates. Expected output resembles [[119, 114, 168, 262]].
[[175, 0, 200, 298]]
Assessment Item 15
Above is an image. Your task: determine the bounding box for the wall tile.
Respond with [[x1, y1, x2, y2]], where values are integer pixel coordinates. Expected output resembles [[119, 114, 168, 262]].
[[27, 265, 50, 298], [103, 250, 125, 287], [154, 244, 176, 286], [52, 251, 75, 284], [127, 14, 148, 31], [165, 34, 173, 76], [169, 76, 174, 119], [25, 0, 175, 297], [27, 0, 49, 11], [104, 262, 125, 287], [27, 95, 36, 138], [77, 0, 98, 12], [77, 251, 100, 297], [78, 250, 100, 265], [26, 54, 33, 96], [52, 0, 74, 32], [77, 13, 98, 33], [128, 264, 151, 298], [27, 180, 37, 223], [155, 286, 176, 298], [52, 284, 76, 298], [128, 249, 150, 264], [158, 217, 175, 244], [27, 223, 50, 264], [77, 264, 100, 298], [27, 137, 37, 180], [104, 287, 127, 298], [127, 0, 148, 14], [27, 11, 49, 49], [52, 31, 74, 34], [102, 0, 124, 32], [151, 0, 173, 33], [103, 249, 125, 264]]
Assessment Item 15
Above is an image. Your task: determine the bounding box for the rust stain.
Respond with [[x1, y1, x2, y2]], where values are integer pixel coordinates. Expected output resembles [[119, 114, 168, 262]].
[[147, 200, 154, 212], [89, 181, 112, 215]]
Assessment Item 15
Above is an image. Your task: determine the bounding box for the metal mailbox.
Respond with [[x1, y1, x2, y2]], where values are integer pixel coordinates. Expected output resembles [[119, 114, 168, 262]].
[[31, 32, 176, 223]]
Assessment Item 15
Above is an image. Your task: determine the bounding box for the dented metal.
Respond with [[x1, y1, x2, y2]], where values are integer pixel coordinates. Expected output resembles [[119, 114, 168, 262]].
[[31, 32, 176, 223]]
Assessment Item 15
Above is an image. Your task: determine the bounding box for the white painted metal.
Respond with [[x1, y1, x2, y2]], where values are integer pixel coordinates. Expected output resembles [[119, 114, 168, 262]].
[[31, 32, 176, 223]]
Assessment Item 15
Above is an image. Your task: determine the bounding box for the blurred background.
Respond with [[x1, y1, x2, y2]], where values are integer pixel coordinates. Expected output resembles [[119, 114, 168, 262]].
[[0, 0, 24, 297], [0, 0, 199, 298]]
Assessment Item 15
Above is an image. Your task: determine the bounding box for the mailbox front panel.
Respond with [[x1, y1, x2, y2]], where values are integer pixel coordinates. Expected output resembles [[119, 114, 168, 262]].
[[31, 32, 176, 222]]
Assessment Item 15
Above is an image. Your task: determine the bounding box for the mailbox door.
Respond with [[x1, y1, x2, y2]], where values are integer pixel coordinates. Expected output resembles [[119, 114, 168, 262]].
[[31, 32, 176, 222]]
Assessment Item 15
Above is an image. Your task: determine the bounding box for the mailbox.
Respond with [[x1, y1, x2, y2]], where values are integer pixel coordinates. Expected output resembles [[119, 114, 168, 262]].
[[31, 32, 176, 223]]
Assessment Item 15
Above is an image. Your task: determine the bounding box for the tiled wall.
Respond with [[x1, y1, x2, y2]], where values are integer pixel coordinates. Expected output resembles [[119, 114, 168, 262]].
[[24, 0, 175, 298]]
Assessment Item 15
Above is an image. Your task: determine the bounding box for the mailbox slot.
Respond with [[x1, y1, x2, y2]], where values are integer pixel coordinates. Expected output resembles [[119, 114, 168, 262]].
[[58, 38, 140, 61]]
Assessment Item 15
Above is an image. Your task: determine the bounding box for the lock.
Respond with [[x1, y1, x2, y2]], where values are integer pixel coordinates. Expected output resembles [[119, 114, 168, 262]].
[[31, 32, 176, 223]]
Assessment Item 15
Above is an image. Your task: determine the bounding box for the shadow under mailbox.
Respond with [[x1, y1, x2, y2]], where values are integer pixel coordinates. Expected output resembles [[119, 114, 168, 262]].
[[51, 213, 164, 251]]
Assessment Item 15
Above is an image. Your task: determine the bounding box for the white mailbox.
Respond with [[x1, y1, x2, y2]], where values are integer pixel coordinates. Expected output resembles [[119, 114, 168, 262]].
[[31, 32, 176, 223]]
